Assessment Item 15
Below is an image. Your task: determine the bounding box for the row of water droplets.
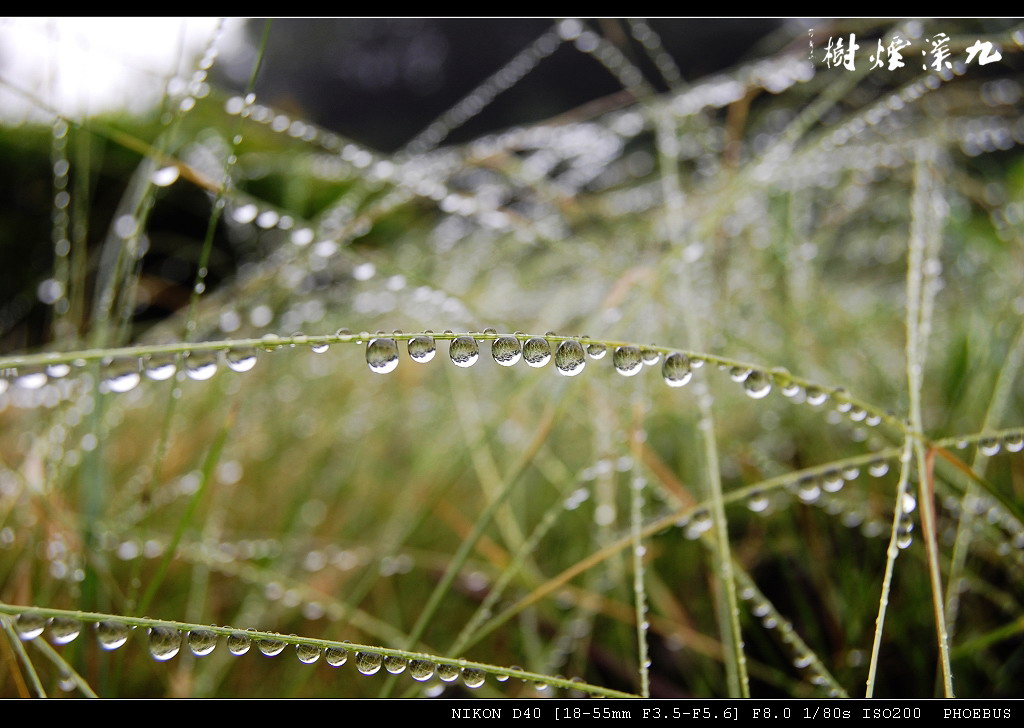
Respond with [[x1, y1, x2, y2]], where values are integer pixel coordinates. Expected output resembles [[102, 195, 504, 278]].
[[360, 331, 944, 449], [363, 330, 706, 387], [8, 614, 500, 689], [9, 331, 1024, 465], [0, 344, 269, 398], [359, 329, 902, 424], [9, 613, 581, 691], [737, 582, 845, 698]]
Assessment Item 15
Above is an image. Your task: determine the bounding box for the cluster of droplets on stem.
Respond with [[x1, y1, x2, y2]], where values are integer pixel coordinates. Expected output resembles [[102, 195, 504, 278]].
[[738, 584, 845, 698], [7, 613, 503, 690], [357, 332, 906, 428], [359, 332, 706, 386], [739, 456, 898, 541], [0, 344, 270, 402], [15, 330, 1014, 444]]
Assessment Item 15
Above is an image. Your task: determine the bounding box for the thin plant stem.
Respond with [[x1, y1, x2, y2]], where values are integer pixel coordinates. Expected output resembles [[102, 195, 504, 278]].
[[31, 638, 99, 698], [0, 604, 637, 699], [865, 437, 915, 698], [654, 105, 748, 698], [137, 404, 235, 616], [1, 616, 47, 698], [904, 144, 954, 697], [945, 319, 1024, 634], [630, 390, 652, 697]]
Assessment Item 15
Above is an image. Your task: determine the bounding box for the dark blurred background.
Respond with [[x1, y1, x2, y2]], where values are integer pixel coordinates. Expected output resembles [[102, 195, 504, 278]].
[[218, 19, 784, 151]]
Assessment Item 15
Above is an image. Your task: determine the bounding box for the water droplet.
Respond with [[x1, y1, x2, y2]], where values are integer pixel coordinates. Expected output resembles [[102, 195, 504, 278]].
[[779, 377, 802, 397], [901, 493, 917, 514], [144, 354, 177, 381], [436, 663, 460, 682], [747, 490, 770, 513], [232, 203, 258, 224], [523, 337, 551, 367], [842, 466, 860, 481], [384, 655, 408, 674], [865, 413, 882, 427], [491, 336, 522, 366], [227, 632, 251, 655], [462, 667, 486, 688], [226, 347, 257, 373], [311, 342, 330, 354], [641, 347, 661, 366], [101, 359, 141, 394], [46, 363, 71, 378], [662, 353, 692, 387], [862, 520, 885, 539], [805, 387, 828, 406], [15, 368, 48, 390], [409, 659, 435, 681], [449, 336, 480, 368], [148, 626, 181, 661], [868, 459, 890, 477], [296, 643, 321, 664], [797, 477, 821, 503], [793, 654, 813, 669], [685, 508, 713, 539], [48, 617, 81, 645], [613, 346, 643, 377], [980, 438, 1001, 456], [325, 646, 348, 666], [822, 470, 845, 493], [355, 651, 383, 675], [729, 366, 751, 382], [96, 620, 130, 650], [258, 637, 286, 656], [188, 629, 217, 656], [495, 673, 510, 683], [554, 340, 586, 376], [367, 338, 400, 374], [737, 368, 769, 398], [849, 406, 867, 422], [587, 342, 607, 360], [15, 612, 47, 640], [152, 166, 180, 187], [1004, 433, 1024, 453], [407, 335, 436, 363], [896, 529, 913, 550], [184, 351, 218, 381]]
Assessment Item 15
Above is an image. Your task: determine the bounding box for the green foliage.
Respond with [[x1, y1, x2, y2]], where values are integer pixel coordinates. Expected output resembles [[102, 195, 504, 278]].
[[1, 19, 1023, 699]]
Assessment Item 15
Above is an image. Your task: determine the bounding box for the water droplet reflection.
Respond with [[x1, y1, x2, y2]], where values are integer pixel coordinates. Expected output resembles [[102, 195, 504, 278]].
[[449, 337, 480, 368], [355, 651, 383, 675], [148, 626, 181, 661], [367, 338, 400, 374], [613, 346, 642, 377]]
